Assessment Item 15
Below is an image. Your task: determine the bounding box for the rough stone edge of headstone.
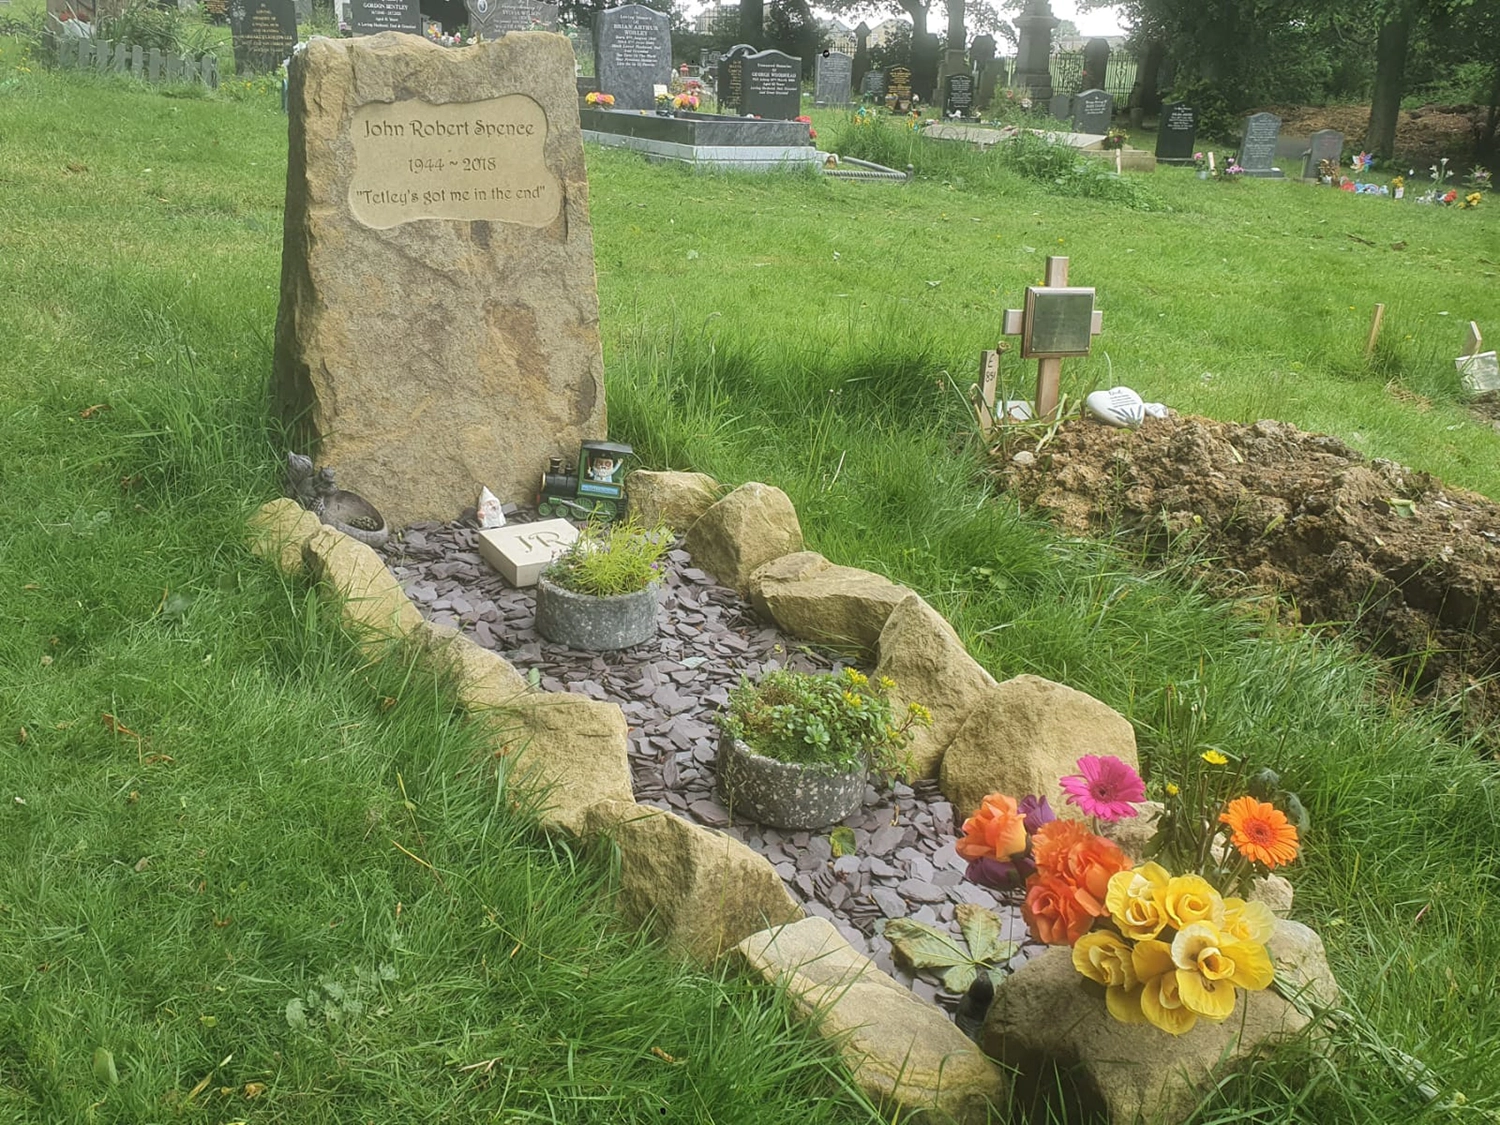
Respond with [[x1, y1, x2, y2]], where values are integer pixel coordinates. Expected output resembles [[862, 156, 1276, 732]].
[[728, 916, 1010, 1123]]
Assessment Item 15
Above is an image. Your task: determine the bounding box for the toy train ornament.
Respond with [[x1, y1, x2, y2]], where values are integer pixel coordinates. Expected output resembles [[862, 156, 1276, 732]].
[[537, 440, 634, 521]]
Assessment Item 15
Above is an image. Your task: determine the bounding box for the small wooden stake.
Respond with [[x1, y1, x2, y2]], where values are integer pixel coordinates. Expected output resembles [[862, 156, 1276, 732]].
[[1365, 303, 1386, 359], [1034, 257, 1070, 419], [1115, 147, 1122, 175], [974, 349, 999, 432]]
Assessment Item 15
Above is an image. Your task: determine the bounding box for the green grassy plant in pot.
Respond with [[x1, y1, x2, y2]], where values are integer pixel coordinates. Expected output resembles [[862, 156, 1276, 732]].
[[534, 521, 669, 650], [715, 668, 929, 830]]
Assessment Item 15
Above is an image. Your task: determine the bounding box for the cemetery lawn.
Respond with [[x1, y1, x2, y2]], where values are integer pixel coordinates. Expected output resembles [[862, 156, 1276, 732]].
[[2, 58, 1499, 1124]]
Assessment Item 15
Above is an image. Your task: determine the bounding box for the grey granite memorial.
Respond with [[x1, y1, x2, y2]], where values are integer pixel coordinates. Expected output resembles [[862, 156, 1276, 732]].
[[594, 3, 670, 111], [1154, 101, 1197, 163], [1303, 128, 1344, 180], [718, 43, 754, 114], [971, 33, 998, 110], [943, 71, 974, 117], [1071, 88, 1111, 135], [1238, 111, 1285, 178], [1081, 37, 1109, 88], [861, 70, 886, 100], [467, 0, 558, 37], [230, 0, 296, 73], [1011, 0, 1057, 99], [349, 0, 419, 37], [814, 50, 852, 107], [1047, 92, 1070, 120], [741, 49, 802, 120]]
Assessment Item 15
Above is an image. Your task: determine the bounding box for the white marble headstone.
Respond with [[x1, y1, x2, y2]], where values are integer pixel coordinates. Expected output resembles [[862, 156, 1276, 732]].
[[477, 518, 578, 587]]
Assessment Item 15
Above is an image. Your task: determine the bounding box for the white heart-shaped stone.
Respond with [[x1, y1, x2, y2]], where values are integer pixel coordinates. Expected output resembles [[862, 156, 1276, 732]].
[[1084, 386, 1146, 428]]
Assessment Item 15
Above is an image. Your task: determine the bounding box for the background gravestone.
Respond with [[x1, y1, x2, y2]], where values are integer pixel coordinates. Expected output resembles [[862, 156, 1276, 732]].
[[1071, 88, 1111, 135], [1154, 101, 1197, 163], [468, 0, 558, 37], [1238, 111, 1284, 177], [295, 0, 311, 23], [885, 65, 911, 111], [273, 32, 606, 526], [1303, 128, 1344, 179], [741, 49, 802, 120], [814, 50, 852, 107], [230, 0, 296, 73], [1080, 36, 1109, 88], [594, 4, 670, 111], [971, 33, 997, 110], [349, 0, 420, 36], [1047, 92, 1070, 120], [861, 70, 886, 100], [718, 44, 754, 113], [943, 71, 974, 117]]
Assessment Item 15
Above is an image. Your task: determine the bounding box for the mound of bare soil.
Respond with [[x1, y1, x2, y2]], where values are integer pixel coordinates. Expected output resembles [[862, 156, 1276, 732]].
[[1000, 415, 1500, 715], [1259, 103, 1483, 166]]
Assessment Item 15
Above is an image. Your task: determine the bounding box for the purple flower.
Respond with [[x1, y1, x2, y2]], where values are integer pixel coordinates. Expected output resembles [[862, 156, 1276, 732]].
[[966, 853, 1036, 889], [1058, 755, 1146, 821], [1018, 794, 1055, 835]]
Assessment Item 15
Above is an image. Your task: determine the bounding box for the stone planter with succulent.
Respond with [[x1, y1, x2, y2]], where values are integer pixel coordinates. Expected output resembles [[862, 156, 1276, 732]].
[[534, 521, 668, 651], [715, 667, 929, 830]]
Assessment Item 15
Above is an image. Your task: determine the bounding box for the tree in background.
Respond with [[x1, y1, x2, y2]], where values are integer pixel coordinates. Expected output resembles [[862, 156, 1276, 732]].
[[766, 0, 824, 73], [741, 0, 763, 44]]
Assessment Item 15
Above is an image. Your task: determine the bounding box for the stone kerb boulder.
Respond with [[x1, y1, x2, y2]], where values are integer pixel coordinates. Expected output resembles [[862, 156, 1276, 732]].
[[682, 482, 803, 594], [584, 799, 802, 963], [747, 551, 910, 653], [732, 917, 1008, 1124], [874, 593, 997, 778], [248, 497, 327, 576], [625, 469, 722, 532], [502, 695, 634, 836], [940, 674, 1139, 819], [301, 525, 426, 651], [417, 621, 531, 710], [983, 919, 1340, 1125]]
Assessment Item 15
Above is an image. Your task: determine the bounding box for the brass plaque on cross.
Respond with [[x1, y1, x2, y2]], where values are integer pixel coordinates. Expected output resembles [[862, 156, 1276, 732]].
[[1021, 286, 1096, 358]]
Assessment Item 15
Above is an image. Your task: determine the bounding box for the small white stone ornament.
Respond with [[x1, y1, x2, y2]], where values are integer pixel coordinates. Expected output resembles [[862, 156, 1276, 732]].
[[476, 486, 506, 529], [1084, 386, 1166, 428]]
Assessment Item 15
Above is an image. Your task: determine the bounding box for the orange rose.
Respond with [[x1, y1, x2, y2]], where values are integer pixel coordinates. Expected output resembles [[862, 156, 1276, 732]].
[[1030, 818, 1091, 876], [1030, 820, 1129, 915], [1022, 872, 1095, 945], [956, 793, 1029, 861]]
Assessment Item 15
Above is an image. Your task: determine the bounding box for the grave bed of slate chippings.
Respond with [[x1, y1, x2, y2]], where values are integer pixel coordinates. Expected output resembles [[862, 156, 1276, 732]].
[[378, 515, 1043, 1017]]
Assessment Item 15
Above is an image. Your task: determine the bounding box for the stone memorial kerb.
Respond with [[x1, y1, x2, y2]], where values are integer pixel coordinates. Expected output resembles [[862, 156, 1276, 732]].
[[273, 32, 606, 526], [594, 4, 670, 111]]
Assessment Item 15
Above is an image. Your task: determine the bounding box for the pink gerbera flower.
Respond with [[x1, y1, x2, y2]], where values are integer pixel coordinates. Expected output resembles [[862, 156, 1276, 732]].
[[1059, 755, 1145, 821]]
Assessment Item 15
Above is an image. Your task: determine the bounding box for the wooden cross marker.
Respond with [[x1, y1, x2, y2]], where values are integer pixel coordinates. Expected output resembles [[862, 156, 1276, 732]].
[[1001, 256, 1104, 419]]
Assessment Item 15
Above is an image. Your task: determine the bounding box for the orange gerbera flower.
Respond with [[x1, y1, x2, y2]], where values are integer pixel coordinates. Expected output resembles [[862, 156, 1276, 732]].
[[1219, 797, 1299, 868]]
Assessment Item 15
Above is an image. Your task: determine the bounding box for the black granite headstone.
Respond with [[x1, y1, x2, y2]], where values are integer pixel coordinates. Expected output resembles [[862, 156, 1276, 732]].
[[814, 50, 852, 106], [594, 3, 671, 111], [1303, 128, 1343, 179], [943, 71, 974, 117], [229, 0, 295, 74], [861, 70, 886, 99], [1081, 36, 1109, 89], [467, 0, 557, 37], [1238, 111, 1284, 177], [885, 65, 911, 111], [1154, 101, 1197, 163], [1048, 92, 1071, 120], [741, 49, 802, 120], [1071, 88, 1112, 135], [718, 42, 754, 114], [349, 0, 419, 36]]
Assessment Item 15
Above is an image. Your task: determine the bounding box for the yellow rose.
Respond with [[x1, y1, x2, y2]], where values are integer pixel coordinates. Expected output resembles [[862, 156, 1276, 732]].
[[1170, 922, 1276, 1021], [1222, 897, 1275, 945], [1132, 939, 1196, 1035], [1161, 874, 1225, 931], [1072, 932, 1145, 1024], [1106, 863, 1170, 941]]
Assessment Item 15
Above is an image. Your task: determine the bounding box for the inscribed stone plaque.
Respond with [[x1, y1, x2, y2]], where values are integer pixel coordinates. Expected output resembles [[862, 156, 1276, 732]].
[[348, 98, 560, 228], [274, 32, 605, 525], [594, 4, 670, 111], [1238, 112, 1283, 177], [349, 0, 419, 36], [718, 43, 754, 113], [943, 71, 974, 116], [814, 50, 852, 106], [468, 0, 558, 38], [1154, 101, 1197, 163], [885, 65, 911, 110], [1022, 287, 1096, 358], [229, 0, 296, 74], [861, 70, 886, 98], [1071, 88, 1111, 135], [1303, 128, 1343, 179], [477, 518, 578, 586], [741, 49, 801, 119]]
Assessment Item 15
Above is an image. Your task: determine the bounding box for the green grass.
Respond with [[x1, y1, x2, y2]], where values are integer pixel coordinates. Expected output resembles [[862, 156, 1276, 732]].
[[2, 50, 1499, 1124]]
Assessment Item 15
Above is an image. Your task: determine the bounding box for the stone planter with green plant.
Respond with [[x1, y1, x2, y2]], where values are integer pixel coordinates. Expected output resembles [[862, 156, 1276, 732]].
[[716, 667, 930, 829], [534, 521, 669, 651]]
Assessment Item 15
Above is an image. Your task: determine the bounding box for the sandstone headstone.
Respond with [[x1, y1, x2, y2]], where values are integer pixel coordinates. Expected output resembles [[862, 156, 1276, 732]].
[[874, 593, 996, 778], [682, 482, 804, 593], [477, 518, 578, 586], [585, 799, 802, 962], [623, 469, 721, 531], [273, 33, 605, 527], [594, 3, 670, 111], [983, 920, 1339, 1125], [748, 552, 909, 653], [939, 674, 1138, 819], [731, 918, 1008, 1123], [229, 0, 295, 74]]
